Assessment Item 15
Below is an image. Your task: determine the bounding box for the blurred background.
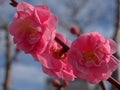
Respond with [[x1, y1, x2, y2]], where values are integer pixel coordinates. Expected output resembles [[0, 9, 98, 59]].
[[0, 0, 119, 90]]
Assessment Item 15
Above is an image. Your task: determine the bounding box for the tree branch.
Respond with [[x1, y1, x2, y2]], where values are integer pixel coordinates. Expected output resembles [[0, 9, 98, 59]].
[[10, 0, 18, 7], [107, 76, 120, 89], [99, 81, 107, 90], [3, 26, 12, 90]]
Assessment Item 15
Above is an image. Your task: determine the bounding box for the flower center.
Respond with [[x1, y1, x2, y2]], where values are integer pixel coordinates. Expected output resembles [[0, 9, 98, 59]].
[[18, 18, 39, 35], [82, 51, 99, 64], [50, 46, 66, 60]]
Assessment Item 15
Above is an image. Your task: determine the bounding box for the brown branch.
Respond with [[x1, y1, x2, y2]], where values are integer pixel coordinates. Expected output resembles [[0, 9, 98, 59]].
[[55, 36, 70, 53], [111, 0, 120, 89], [99, 81, 107, 90], [107, 77, 120, 89], [3, 25, 20, 90], [52, 79, 68, 90], [3, 26, 12, 90], [10, 0, 18, 7]]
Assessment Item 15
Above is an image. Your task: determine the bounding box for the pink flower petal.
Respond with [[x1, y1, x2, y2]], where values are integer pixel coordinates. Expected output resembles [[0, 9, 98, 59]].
[[17, 2, 34, 12], [36, 33, 75, 80], [35, 5, 50, 23], [108, 39, 118, 54], [46, 13, 58, 31], [9, 1, 58, 54]]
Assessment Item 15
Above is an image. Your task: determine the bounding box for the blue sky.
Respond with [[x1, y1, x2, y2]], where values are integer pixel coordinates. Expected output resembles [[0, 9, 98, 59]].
[[0, 0, 117, 90], [0, 51, 47, 90]]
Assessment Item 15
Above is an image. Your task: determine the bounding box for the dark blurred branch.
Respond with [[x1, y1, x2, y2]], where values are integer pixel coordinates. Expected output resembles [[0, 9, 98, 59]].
[[108, 77, 120, 89], [1, 1, 22, 90], [0, 15, 8, 30], [52, 79, 68, 90], [55, 36, 69, 53], [99, 81, 107, 90], [3, 23, 20, 90], [113, 0, 119, 40], [111, 0, 120, 90], [10, 0, 18, 7], [0, 4, 19, 89], [3, 25, 12, 90], [0, 25, 6, 30]]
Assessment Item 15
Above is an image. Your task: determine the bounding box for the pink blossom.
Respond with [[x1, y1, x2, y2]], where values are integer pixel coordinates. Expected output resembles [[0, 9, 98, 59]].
[[9, 2, 58, 54], [35, 33, 75, 80], [68, 32, 119, 83]]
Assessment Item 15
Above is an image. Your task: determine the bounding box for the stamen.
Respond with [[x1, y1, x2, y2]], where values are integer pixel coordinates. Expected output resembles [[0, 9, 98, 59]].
[[50, 46, 67, 60], [82, 51, 98, 64]]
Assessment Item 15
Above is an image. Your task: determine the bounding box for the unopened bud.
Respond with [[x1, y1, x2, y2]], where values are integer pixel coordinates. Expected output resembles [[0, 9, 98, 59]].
[[52, 79, 61, 87], [62, 80, 69, 87], [70, 26, 80, 35], [16, 48, 20, 52]]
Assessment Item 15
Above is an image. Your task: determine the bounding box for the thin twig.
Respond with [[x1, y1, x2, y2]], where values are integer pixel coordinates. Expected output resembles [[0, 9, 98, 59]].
[[10, 0, 18, 7], [52, 79, 68, 90], [3, 26, 12, 90], [111, 0, 120, 89], [3, 28, 20, 90], [107, 76, 120, 89], [99, 81, 107, 90], [56, 87, 64, 90], [55, 36, 70, 52]]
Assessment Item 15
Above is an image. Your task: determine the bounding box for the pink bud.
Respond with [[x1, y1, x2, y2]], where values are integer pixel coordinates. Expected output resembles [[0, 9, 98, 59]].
[[15, 48, 20, 52], [70, 26, 80, 35]]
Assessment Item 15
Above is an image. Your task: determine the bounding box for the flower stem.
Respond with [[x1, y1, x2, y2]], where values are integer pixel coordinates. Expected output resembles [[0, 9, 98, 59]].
[[107, 76, 120, 89], [10, 0, 18, 7], [55, 36, 70, 52], [99, 81, 107, 90]]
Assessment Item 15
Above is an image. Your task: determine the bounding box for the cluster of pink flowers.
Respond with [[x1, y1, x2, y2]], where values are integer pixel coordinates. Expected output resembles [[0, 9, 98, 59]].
[[9, 1, 119, 84]]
